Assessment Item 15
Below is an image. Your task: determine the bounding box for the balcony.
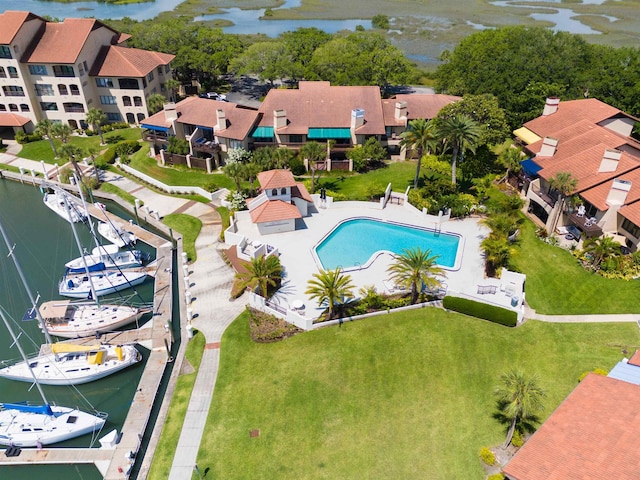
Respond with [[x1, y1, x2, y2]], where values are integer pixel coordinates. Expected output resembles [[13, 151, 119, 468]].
[[191, 137, 220, 154], [143, 130, 169, 143], [529, 183, 557, 208], [567, 212, 603, 238]]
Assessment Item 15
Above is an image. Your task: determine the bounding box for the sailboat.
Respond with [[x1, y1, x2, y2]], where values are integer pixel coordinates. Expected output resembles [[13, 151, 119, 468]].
[[0, 308, 107, 446], [65, 243, 145, 273], [0, 220, 143, 384], [43, 190, 87, 223], [97, 221, 137, 248]]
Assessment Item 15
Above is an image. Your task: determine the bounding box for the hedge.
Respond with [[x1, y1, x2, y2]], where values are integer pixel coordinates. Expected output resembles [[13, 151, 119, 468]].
[[443, 295, 517, 327]]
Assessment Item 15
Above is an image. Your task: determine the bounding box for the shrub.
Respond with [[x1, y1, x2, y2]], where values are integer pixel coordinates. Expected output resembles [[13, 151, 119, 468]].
[[371, 14, 390, 29], [100, 147, 117, 165], [166, 136, 189, 155], [488, 474, 504, 480], [479, 447, 496, 466], [511, 430, 524, 448], [578, 368, 608, 382], [15, 131, 42, 144], [443, 296, 517, 327], [115, 140, 141, 158], [289, 157, 306, 176]]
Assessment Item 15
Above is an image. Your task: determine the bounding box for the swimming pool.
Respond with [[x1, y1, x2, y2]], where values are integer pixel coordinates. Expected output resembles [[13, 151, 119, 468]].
[[314, 218, 461, 271]]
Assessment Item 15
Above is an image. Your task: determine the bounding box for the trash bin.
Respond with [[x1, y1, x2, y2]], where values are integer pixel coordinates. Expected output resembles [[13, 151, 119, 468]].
[[511, 296, 519, 307]]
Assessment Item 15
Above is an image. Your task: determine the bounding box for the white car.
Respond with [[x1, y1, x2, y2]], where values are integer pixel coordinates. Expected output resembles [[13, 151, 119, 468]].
[[204, 92, 227, 101]]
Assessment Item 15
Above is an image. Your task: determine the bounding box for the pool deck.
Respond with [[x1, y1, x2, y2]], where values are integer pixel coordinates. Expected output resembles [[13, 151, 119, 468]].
[[233, 200, 524, 320]]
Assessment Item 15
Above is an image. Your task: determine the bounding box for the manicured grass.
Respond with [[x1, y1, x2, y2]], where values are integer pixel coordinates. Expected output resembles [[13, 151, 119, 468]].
[[99, 182, 139, 206], [163, 214, 202, 262], [148, 331, 206, 480], [197, 309, 638, 479], [511, 221, 640, 314], [321, 161, 416, 200], [18, 128, 143, 163]]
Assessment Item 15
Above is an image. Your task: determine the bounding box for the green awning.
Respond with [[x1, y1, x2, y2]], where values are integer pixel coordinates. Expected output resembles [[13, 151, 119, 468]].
[[251, 126, 274, 138], [307, 128, 352, 139]]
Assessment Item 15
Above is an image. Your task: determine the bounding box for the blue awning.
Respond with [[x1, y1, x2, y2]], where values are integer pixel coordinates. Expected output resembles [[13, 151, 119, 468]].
[[308, 128, 351, 139], [197, 125, 214, 131], [141, 123, 169, 133], [251, 126, 274, 138], [521, 158, 542, 177]]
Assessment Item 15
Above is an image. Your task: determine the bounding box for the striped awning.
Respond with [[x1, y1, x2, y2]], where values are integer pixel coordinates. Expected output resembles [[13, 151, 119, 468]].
[[307, 128, 351, 139], [251, 126, 274, 138]]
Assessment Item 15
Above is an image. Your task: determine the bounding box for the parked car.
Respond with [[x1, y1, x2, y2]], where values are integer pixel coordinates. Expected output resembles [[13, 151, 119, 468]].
[[201, 92, 227, 101]]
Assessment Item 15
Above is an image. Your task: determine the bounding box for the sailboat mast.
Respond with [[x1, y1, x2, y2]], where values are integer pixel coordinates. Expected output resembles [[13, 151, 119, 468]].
[[0, 220, 55, 346], [72, 173, 99, 250], [62, 193, 100, 305], [0, 309, 49, 405]]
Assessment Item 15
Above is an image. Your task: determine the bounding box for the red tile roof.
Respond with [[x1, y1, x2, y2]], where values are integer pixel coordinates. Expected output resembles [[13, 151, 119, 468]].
[[257, 169, 297, 189], [381, 94, 460, 126], [0, 113, 31, 127], [618, 201, 640, 227], [257, 81, 385, 135], [0, 11, 43, 44], [90, 45, 174, 78], [503, 373, 640, 480], [23, 18, 118, 64], [249, 199, 301, 223], [292, 183, 313, 203], [628, 350, 640, 367], [580, 168, 640, 211]]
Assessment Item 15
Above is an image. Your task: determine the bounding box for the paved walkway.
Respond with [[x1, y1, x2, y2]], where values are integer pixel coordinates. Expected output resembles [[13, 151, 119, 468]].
[[524, 305, 640, 323]]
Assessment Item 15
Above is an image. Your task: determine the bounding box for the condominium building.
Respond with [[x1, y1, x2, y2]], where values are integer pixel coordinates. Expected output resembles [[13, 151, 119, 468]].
[[0, 10, 174, 137]]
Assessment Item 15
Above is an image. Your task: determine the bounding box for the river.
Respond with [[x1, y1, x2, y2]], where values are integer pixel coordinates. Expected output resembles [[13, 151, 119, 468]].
[[0, 178, 156, 479]]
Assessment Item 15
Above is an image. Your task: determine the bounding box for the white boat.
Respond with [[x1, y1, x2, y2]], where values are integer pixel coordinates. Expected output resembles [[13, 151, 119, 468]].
[[39, 299, 149, 338], [65, 244, 145, 273], [98, 221, 137, 248], [0, 309, 107, 447], [43, 191, 86, 223], [59, 268, 148, 298], [0, 343, 141, 385]]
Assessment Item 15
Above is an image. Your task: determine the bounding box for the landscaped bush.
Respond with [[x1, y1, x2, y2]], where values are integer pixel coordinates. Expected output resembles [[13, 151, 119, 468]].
[[102, 122, 130, 132], [479, 446, 496, 466], [289, 157, 306, 176], [247, 307, 301, 343], [99, 147, 117, 165], [443, 296, 517, 327], [115, 140, 142, 158], [15, 131, 43, 144], [511, 430, 524, 448], [488, 474, 504, 480], [578, 368, 608, 382]]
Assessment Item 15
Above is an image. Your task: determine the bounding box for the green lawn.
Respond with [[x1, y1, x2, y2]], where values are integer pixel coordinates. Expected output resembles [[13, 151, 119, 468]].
[[511, 221, 640, 314], [197, 309, 638, 479], [320, 161, 416, 200], [148, 331, 206, 479], [99, 182, 139, 206], [163, 213, 202, 262], [18, 128, 143, 163]]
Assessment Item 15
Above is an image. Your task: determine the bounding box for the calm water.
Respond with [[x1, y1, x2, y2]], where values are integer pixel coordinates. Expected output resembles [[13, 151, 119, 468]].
[[0, 178, 157, 479], [315, 218, 460, 270], [0, 0, 183, 20]]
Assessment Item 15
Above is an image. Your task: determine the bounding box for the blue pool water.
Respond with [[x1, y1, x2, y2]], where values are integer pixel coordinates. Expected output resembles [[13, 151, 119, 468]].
[[315, 218, 460, 270]]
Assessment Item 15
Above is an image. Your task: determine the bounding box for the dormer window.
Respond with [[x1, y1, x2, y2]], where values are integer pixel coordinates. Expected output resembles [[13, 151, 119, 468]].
[[281, 188, 286, 195], [272, 189, 277, 196]]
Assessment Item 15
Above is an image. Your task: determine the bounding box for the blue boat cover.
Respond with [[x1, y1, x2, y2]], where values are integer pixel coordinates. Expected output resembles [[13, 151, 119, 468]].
[[68, 262, 106, 274], [1, 403, 54, 416]]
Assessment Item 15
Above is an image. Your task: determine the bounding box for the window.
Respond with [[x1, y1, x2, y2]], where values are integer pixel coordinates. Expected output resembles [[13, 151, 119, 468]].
[[106, 112, 121, 122], [133, 96, 142, 107], [122, 96, 132, 106], [165, 64, 170, 73], [3, 86, 25, 97], [63, 102, 84, 113], [0, 67, 5, 78], [40, 102, 58, 111], [8, 67, 18, 79], [78, 64, 84, 77], [53, 65, 75, 77], [35, 84, 54, 96], [271, 189, 277, 196], [0, 105, 5, 111], [289, 134, 303, 143], [160, 83, 166, 93], [622, 218, 640, 238], [281, 188, 286, 195], [70, 85, 80, 95], [9, 104, 18, 112], [0, 46, 11, 59], [126, 113, 135, 123], [100, 95, 117, 105], [147, 71, 154, 82], [95, 78, 113, 88], [57, 84, 68, 96], [230, 139, 242, 149], [68, 120, 78, 129], [137, 113, 145, 122], [157, 66, 163, 75], [20, 104, 29, 112], [80, 120, 88, 129], [29, 65, 47, 75], [83, 61, 88, 71], [118, 78, 139, 90]]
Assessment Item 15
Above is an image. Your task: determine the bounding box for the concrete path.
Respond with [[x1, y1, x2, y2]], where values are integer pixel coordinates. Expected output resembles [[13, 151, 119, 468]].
[[525, 305, 640, 323]]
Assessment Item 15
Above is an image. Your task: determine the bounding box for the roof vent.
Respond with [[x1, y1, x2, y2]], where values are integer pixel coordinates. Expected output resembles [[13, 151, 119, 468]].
[[538, 137, 558, 157], [598, 149, 622, 173], [542, 97, 560, 116]]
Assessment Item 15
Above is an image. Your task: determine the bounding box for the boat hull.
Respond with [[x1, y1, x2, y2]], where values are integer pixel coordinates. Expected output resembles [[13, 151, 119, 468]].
[[59, 270, 148, 298]]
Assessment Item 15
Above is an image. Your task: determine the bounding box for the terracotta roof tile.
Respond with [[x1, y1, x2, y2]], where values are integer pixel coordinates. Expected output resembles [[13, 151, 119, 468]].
[[503, 374, 640, 480], [618, 201, 640, 227], [629, 350, 640, 367], [580, 168, 640, 211], [90, 45, 174, 78], [0, 11, 43, 44], [257, 169, 296, 189], [0, 113, 31, 127], [257, 81, 385, 135], [292, 183, 313, 203], [24, 18, 118, 64], [381, 94, 460, 126], [249, 199, 301, 223]]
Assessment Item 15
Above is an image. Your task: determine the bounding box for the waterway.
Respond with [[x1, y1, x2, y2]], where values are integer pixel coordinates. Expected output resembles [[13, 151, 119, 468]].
[[0, 178, 156, 479]]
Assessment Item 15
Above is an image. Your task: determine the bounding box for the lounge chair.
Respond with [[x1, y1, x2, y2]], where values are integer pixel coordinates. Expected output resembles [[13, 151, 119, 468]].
[[577, 205, 586, 217]]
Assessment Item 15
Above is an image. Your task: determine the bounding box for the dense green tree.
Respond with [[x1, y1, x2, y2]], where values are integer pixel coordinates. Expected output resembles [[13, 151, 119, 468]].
[[35, 119, 58, 157], [437, 94, 509, 146], [437, 114, 482, 185], [146, 93, 166, 115], [387, 247, 444, 304], [224, 162, 245, 191], [230, 41, 299, 85], [280, 28, 331, 78], [305, 268, 355, 319], [300, 141, 327, 193], [583, 236, 621, 270], [346, 137, 387, 172], [243, 161, 262, 196], [86, 108, 107, 145], [494, 370, 546, 448], [165, 78, 181, 103], [400, 119, 438, 189], [52, 122, 73, 145], [497, 146, 524, 183], [58, 144, 86, 180], [237, 255, 282, 297]]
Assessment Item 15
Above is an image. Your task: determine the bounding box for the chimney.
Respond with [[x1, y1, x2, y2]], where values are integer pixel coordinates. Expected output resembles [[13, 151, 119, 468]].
[[215, 109, 226, 131], [606, 178, 631, 207], [542, 97, 560, 116], [163, 102, 177, 122], [394, 101, 407, 120], [598, 148, 622, 173], [274, 109, 287, 129], [351, 108, 365, 130], [538, 137, 558, 157]]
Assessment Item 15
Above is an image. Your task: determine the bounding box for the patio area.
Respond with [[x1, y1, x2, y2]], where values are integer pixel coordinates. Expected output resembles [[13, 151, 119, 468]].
[[228, 198, 525, 323]]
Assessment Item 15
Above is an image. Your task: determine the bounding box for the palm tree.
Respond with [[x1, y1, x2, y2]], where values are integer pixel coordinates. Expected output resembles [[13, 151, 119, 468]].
[[548, 171, 577, 232], [237, 254, 282, 297], [52, 122, 73, 145], [165, 79, 181, 103], [438, 114, 482, 185], [481, 234, 514, 277], [244, 161, 262, 197], [300, 141, 327, 194], [387, 247, 444, 304], [497, 146, 524, 184], [399, 118, 438, 189], [583, 236, 620, 270], [305, 268, 355, 320], [35, 119, 58, 157], [86, 146, 101, 184], [146, 93, 166, 115], [58, 144, 86, 181], [86, 108, 107, 145], [494, 370, 546, 448], [224, 162, 245, 191]]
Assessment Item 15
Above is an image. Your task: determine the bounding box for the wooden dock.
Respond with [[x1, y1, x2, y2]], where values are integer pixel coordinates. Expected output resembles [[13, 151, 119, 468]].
[[0, 185, 181, 479]]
